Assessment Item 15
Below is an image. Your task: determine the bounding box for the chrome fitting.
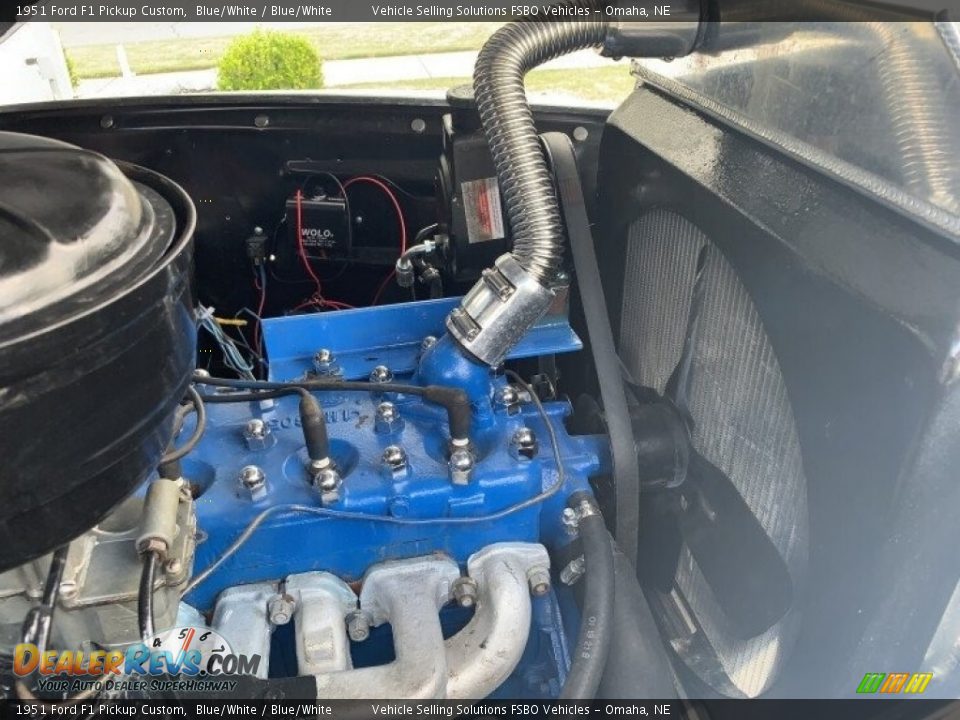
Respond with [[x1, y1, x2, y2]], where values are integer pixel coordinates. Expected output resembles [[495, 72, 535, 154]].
[[526, 566, 551, 597], [395, 257, 415, 288], [313, 464, 342, 504], [374, 401, 403, 435], [239, 465, 268, 501], [243, 418, 273, 451], [560, 556, 586, 587], [369, 365, 393, 384], [451, 577, 479, 609], [346, 610, 371, 642], [561, 507, 580, 536], [448, 446, 475, 486], [511, 427, 538, 460], [268, 593, 296, 625], [446, 254, 556, 367], [313, 349, 341, 377], [382, 445, 407, 476], [494, 384, 521, 415]]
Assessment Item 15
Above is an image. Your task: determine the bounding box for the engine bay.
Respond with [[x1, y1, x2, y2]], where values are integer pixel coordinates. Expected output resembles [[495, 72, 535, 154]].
[[3, 7, 960, 709]]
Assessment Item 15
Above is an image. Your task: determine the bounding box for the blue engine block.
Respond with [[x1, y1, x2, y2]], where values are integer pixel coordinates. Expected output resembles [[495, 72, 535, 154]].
[[181, 297, 610, 692]]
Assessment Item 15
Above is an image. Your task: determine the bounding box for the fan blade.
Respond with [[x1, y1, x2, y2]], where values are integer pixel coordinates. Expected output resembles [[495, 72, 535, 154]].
[[678, 450, 794, 639]]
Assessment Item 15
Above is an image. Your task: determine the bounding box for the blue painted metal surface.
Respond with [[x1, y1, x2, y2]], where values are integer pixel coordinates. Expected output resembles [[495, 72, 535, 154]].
[[262, 296, 582, 382], [182, 300, 608, 695]]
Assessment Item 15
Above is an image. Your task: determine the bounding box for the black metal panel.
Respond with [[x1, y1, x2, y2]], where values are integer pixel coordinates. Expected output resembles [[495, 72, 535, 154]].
[[0, 95, 607, 315], [597, 86, 960, 695]]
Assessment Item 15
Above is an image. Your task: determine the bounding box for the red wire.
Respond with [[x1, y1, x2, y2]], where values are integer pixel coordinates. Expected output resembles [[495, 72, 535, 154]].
[[253, 269, 267, 352], [344, 176, 407, 305], [371, 271, 397, 306], [296, 190, 325, 301], [343, 176, 407, 252]]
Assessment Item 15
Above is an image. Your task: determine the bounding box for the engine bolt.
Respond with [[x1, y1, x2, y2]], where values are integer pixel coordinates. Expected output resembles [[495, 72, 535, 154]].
[[382, 445, 407, 472], [313, 464, 342, 503], [452, 577, 479, 608], [346, 610, 370, 642], [495, 385, 521, 415], [165, 558, 183, 576], [448, 446, 475, 486], [527, 566, 552, 597], [239, 465, 268, 501], [420, 336, 438, 354], [194, 368, 211, 379], [561, 507, 580, 536], [511, 427, 539, 459], [560, 556, 586, 586], [268, 593, 296, 626], [313, 348, 341, 377], [375, 402, 403, 434], [59, 580, 78, 600], [369, 365, 393, 383], [243, 418, 272, 451]]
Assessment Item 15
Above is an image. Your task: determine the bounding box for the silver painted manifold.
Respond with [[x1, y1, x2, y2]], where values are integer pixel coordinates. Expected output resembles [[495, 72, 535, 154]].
[[210, 543, 550, 699]]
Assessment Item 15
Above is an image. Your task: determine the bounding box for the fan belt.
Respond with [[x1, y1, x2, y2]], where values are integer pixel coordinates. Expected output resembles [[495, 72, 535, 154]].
[[542, 131, 641, 565]]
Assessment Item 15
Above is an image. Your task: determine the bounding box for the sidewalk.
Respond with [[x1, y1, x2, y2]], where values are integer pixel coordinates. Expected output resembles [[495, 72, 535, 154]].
[[75, 48, 617, 98]]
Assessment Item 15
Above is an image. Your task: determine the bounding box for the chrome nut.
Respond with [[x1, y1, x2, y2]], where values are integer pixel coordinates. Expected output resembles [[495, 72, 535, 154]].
[[313, 349, 341, 377], [268, 593, 296, 625], [369, 365, 394, 384], [527, 566, 551, 597], [374, 402, 404, 435], [243, 418, 272, 451], [448, 446, 475, 486], [313, 466, 342, 504], [494, 384, 521, 416], [239, 465, 268, 502], [511, 427, 538, 460], [346, 610, 371, 642], [382, 445, 407, 475], [451, 577, 479, 608]]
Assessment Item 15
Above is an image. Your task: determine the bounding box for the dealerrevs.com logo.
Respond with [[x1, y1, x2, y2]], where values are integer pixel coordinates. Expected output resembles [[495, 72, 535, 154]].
[[13, 626, 261, 694]]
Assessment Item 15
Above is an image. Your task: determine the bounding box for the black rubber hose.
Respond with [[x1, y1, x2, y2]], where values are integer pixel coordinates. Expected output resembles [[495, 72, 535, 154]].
[[138, 550, 159, 641], [193, 373, 472, 443], [20, 545, 68, 650], [598, 546, 678, 699], [560, 493, 615, 700], [158, 386, 207, 466], [298, 393, 330, 462]]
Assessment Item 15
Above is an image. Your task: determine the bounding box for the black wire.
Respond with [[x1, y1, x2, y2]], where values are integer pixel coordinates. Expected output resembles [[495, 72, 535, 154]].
[[15, 545, 100, 703], [20, 546, 68, 650], [201, 388, 306, 403], [192, 373, 472, 441], [158, 386, 207, 465], [138, 551, 159, 642]]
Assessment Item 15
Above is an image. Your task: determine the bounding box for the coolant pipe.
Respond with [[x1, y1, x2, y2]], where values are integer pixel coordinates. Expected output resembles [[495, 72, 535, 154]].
[[444, 1, 703, 368], [417, 333, 494, 411]]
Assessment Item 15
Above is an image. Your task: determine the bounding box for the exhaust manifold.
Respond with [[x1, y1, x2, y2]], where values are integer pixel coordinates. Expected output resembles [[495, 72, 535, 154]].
[[212, 543, 551, 699]]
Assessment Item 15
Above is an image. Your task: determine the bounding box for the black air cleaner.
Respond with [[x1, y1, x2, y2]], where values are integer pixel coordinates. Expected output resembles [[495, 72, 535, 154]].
[[0, 132, 196, 571]]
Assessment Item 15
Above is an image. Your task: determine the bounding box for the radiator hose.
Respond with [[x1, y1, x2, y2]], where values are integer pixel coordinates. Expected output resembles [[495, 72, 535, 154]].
[[445, 1, 702, 366], [560, 493, 615, 699], [475, 14, 608, 286]]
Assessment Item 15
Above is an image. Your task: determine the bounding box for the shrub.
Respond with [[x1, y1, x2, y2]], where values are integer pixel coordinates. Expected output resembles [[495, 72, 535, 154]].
[[217, 30, 323, 91]]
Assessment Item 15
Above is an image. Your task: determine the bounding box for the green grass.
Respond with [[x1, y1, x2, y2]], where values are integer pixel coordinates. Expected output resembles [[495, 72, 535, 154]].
[[67, 23, 501, 79], [341, 65, 637, 105]]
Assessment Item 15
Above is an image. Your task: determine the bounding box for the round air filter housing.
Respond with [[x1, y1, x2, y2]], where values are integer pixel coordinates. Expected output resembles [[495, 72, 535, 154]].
[[0, 132, 196, 571]]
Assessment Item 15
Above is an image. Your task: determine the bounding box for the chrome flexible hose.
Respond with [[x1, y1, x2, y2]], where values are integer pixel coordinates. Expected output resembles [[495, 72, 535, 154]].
[[474, 7, 608, 284]]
